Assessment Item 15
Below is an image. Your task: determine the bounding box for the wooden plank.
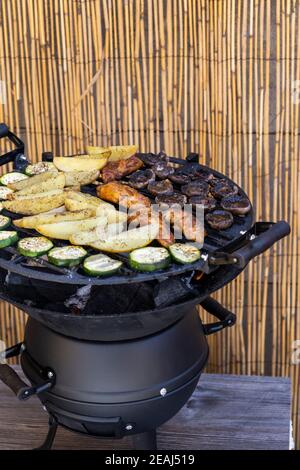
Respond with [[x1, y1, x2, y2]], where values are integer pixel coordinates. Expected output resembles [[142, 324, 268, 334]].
[[0, 368, 291, 450]]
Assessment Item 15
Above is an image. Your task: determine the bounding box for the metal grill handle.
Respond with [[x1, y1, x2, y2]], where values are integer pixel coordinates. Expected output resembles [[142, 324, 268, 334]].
[[0, 123, 9, 138]]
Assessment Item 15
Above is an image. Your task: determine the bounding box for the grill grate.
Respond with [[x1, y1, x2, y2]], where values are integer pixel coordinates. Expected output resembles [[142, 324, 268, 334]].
[[0, 145, 254, 285]]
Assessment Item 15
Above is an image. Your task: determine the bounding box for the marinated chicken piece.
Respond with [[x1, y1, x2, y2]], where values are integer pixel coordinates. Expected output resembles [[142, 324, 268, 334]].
[[205, 209, 234, 230], [152, 161, 174, 179], [137, 151, 168, 167], [97, 182, 151, 209], [101, 155, 143, 183], [155, 192, 187, 208], [189, 195, 217, 211], [210, 180, 239, 199], [220, 194, 251, 215], [181, 180, 209, 197], [128, 169, 155, 189], [128, 208, 175, 247], [147, 179, 174, 196], [164, 208, 205, 243]]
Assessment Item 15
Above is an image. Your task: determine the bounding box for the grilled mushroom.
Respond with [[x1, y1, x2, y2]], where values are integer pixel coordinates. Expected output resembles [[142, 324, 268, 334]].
[[129, 169, 155, 189], [192, 169, 214, 182], [221, 194, 251, 215], [147, 179, 174, 196], [155, 192, 187, 208], [137, 151, 167, 167], [209, 177, 227, 187], [169, 170, 191, 185], [152, 161, 175, 179], [210, 180, 239, 199], [205, 209, 234, 230], [181, 180, 209, 197], [189, 195, 217, 211]]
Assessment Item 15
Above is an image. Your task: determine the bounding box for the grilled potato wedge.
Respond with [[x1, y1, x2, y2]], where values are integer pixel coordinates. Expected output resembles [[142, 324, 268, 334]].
[[36, 216, 108, 240], [64, 197, 127, 223], [8, 171, 58, 191], [8, 173, 65, 199], [65, 190, 116, 211], [64, 170, 100, 187], [86, 145, 137, 162], [3, 190, 65, 215], [70, 221, 126, 245], [89, 223, 159, 253], [78, 151, 111, 160], [14, 209, 94, 229], [53, 156, 108, 172]]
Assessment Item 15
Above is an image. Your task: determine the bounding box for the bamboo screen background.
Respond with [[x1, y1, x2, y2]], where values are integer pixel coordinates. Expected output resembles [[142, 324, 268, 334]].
[[0, 0, 299, 448]]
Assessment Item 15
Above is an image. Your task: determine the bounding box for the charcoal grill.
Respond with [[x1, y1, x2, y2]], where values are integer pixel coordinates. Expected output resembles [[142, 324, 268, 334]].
[[0, 124, 290, 449]]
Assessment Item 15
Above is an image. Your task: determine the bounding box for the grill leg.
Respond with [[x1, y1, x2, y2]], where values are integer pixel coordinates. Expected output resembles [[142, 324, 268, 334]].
[[34, 415, 58, 450], [132, 430, 157, 450]]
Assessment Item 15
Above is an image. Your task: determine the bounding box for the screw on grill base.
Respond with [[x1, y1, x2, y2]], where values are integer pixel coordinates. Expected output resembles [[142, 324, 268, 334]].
[[125, 424, 133, 431], [160, 387, 167, 397]]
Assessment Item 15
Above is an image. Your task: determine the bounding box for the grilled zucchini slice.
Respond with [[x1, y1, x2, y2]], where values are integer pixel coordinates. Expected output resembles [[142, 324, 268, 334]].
[[83, 254, 122, 277], [0, 215, 11, 230], [47, 246, 87, 267], [129, 247, 171, 272], [0, 231, 18, 248], [17, 236, 53, 257], [169, 243, 201, 264], [0, 172, 29, 186]]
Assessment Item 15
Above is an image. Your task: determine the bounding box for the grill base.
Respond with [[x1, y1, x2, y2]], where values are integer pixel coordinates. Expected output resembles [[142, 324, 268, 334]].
[[20, 309, 208, 448]]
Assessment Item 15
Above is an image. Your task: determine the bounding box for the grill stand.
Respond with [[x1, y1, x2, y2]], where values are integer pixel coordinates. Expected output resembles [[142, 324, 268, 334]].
[[0, 297, 237, 450], [34, 416, 157, 450]]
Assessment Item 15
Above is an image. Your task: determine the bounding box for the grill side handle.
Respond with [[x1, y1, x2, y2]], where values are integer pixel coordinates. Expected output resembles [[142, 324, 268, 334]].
[[0, 343, 54, 400], [209, 221, 291, 269], [231, 221, 290, 268], [200, 297, 236, 335], [0, 123, 9, 138]]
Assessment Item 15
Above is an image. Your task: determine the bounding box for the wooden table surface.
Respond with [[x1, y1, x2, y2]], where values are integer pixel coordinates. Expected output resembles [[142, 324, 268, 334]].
[[0, 367, 291, 450]]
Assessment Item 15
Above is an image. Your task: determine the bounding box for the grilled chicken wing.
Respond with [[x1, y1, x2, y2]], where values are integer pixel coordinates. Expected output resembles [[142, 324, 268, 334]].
[[101, 155, 143, 183]]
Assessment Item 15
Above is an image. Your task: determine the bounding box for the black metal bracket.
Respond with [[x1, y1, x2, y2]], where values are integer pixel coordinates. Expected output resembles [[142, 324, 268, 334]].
[[0, 343, 55, 401], [0, 123, 27, 170], [200, 297, 236, 335]]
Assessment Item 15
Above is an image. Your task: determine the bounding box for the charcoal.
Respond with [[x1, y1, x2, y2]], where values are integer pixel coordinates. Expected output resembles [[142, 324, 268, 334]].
[[81, 283, 155, 315], [65, 284, 92, 313], [153, 272, 199, 308]]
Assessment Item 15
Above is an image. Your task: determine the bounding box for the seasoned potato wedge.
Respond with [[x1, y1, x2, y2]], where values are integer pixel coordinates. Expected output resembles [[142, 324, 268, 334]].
[[65, 190, 116, 210], [8, 173, 65, 199], [14, 209, 94, 229], [3, 190, 65, 215], [53, 157, 108, 172], [64, 170, 100, 187], [36, 216, 108, 240], [89, 223, 159, 253], [70, 221, 126, 245], [78, 151, 111, 160], [8, 171, 58, 191], [86, 145, 137, 162]]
